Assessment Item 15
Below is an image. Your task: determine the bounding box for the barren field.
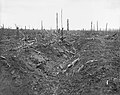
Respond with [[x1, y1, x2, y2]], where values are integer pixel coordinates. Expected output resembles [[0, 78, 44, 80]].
[[0, 28, 120, 95]]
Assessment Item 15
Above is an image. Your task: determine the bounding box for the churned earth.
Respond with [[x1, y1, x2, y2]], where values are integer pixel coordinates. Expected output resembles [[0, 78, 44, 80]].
[[0, 28, 120, 95]]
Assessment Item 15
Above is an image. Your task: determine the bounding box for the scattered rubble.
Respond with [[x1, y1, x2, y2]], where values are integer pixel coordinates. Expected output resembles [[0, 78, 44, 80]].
[[0, 28, 120, 95]]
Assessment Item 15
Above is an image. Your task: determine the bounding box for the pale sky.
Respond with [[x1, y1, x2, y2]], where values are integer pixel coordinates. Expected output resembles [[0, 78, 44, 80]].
[[0, 0, 120, 30]]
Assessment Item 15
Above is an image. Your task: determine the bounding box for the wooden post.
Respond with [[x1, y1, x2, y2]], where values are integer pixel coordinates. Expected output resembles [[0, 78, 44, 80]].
[[56, 13, 58, 31], [61, 28, 64, 42], [106, 23, 108, 31], [97, 21, 98, 31], [41, 20, 43, 30], [15, 24, 19, 39], [67, 19, 69, 31], [1, 24, 4, 30], [61, 9, 63, 29], [91, 21, 93, 31]]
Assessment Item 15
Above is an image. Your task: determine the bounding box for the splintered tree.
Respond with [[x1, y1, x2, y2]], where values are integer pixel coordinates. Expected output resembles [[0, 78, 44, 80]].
[[41, 20, 43, 30], [91, 21, 93, 31], [25, 26, 26, 30], [60, 28, 66, 43], [97, 21, 98, 31], [60, 28, 64, 42], [56, 13, 58, 31], [15, 24, 20, 40], [67, 19, 69, 31], [61, 9, 63, 29], [106, 23, 108, 31]]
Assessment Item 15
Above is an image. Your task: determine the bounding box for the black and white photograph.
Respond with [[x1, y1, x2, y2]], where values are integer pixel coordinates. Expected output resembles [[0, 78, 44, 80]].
[[0, 0, 120, 95]]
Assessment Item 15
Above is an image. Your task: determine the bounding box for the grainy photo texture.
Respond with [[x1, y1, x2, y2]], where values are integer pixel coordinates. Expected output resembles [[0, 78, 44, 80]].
[[0, 0, 120, 95]]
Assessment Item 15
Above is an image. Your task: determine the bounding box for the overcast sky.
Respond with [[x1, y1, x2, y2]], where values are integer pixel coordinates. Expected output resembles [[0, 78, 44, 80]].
[[0, 0, 120, 30]]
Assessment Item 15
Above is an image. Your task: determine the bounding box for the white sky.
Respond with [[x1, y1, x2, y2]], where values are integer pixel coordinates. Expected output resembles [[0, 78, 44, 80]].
[[0, 0, 120, 30]]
